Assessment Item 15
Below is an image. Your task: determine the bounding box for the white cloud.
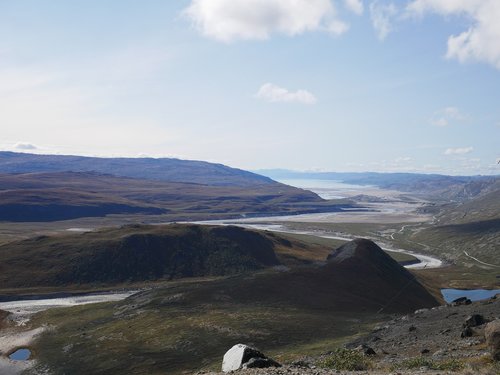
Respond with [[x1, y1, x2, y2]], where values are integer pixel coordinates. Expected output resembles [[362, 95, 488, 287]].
[[344, 0, 364, 15], [430, 106, 464, 127], [183, 0, 350, 42], [444, 146, 473, 155], [407, 0, 500, 69], [13, 142, 38, 151], [395, 156, 412, 162], [256, 83, 317, 104], [370, 1, 398, 40]]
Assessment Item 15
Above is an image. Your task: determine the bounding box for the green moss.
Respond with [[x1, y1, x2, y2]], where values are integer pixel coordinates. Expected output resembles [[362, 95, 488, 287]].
[[320, 348, 370, 371], [393, 357, 464, 371]]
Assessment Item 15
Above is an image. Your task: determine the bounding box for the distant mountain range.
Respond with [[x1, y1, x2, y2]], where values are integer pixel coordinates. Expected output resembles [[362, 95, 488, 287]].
[[257, 169, 500, 201], [0, 153, 353, 222], [0, 152, 273, 186]]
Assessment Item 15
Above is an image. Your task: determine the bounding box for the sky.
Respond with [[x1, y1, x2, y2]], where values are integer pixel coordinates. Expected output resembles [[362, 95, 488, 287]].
[[1, 0, 499, 175]]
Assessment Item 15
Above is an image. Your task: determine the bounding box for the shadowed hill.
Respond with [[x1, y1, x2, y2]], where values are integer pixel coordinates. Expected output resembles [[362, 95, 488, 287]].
[[0, 224, 284, 288], [437, 182, 500, 224], [323, 239, 438, 312], [0, 172, 352, 222], [199, 238, 439, 314], [0, 151, 274, 186], [0, 188, 166, 221], [411, 185, 500, 265], [30, 238, 439, 375]]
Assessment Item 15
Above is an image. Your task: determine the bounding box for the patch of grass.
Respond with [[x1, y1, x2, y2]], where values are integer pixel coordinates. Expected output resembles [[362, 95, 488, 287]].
[[320, 348, 371, 371], [385, 250, 419, 264], [27, 269, 390, 375], [0, 224, 287, 289], [414, 264, 500, 290], [393, 357, 464, 371]]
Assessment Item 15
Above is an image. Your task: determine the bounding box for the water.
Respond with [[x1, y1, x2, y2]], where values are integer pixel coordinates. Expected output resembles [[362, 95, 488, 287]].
[[9, 349, 31, 361], [441, 288, 500, 303], [277, 179, 371, 199]]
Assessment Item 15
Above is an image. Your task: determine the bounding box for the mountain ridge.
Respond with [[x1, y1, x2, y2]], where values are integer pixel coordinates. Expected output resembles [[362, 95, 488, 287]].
[[258, 169, 500, 201], [0, 171, 354, 222], [0, 151, 274, 186]]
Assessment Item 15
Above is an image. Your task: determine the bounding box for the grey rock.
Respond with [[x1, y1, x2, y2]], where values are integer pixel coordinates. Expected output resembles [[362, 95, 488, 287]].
[[485, 320, 500, 361], [461, 327, 473, 338], [452, 297, 472, 306], [356, 344, 376, 356], [291, 360, 311, 368], [464, 314, 485, 328], [243, 357, 281, 369]]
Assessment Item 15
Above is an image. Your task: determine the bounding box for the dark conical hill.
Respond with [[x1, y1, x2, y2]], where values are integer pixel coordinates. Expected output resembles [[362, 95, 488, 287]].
[[159, 238, 440, 315], [326, 238, 418, 282], [328, 238, 398, 264], [318, 238, 438, 312]]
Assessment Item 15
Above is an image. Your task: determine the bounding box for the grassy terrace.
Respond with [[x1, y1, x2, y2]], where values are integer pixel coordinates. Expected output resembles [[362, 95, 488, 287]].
[[30, 283, 380, 375]]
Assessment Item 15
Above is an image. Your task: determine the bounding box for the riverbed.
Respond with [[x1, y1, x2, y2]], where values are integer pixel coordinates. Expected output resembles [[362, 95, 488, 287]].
[[0, 291, 138, 326], [191, 179, 442, 269], [0, 291, 138, 375]]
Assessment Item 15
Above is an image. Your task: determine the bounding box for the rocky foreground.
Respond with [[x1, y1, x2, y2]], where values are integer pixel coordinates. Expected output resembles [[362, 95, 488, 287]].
[[200, 296, 500, 375]]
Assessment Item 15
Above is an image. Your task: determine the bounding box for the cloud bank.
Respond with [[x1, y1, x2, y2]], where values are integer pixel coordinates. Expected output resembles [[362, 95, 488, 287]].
[[13, 142, 38, 151], [370, 1, 398, 41], [407, 0, 500, 69], [184, 0, 357, 42], [343, 0, 364, 15], [256, 83, 317, 104], [430, 106, 464, 127], [444, 147, 473, 155]]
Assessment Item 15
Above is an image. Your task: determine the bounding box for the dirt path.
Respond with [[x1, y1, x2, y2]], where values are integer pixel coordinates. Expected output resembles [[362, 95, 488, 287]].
[[463, 251, 500, 268]]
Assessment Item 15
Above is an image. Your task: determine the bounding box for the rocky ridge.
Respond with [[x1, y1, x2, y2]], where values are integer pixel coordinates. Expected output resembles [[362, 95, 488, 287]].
[[201, 296, 500, 375]]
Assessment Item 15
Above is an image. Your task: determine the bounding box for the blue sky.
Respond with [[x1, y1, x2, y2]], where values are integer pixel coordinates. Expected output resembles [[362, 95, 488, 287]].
[[1, 0, 499, 175]]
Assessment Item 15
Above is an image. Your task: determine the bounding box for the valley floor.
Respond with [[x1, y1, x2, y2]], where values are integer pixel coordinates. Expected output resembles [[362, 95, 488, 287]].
[[0, 182, 498, 374]]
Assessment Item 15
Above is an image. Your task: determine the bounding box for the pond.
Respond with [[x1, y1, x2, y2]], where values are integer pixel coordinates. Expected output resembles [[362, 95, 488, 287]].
[[9, 348, 31, 361], [441, 288, 500, 303]]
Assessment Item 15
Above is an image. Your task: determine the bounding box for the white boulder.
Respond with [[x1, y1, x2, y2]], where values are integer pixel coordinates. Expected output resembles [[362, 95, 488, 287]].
[[222, 344, 280, 372], [222, 344, 248, 372]]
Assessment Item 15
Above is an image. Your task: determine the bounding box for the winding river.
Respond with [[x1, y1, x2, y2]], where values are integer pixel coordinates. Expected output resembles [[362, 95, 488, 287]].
[[193, 219, 443, 269]]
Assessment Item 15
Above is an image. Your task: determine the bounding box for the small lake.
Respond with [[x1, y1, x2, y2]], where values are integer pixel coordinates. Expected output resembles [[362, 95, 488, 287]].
[[9, 349, 31, 361], [441, 288, 500, 303]]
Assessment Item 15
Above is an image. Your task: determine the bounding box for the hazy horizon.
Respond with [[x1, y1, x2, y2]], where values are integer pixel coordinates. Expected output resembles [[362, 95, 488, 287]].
[[2, 149, 499, 177], [1, 1, 500, 175]]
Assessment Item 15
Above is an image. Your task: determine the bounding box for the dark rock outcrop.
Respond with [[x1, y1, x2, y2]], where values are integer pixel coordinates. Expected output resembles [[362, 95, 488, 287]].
[[452, 297, 472, 306], [464, 314, 486, 328], [461, 327, 474, 338]]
